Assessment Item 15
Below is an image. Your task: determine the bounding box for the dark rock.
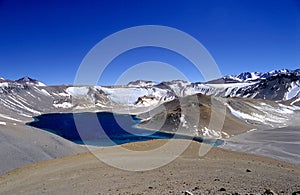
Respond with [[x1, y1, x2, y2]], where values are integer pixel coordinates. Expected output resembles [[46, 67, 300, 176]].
[[292, 191, 300, 195], [246, 169, 252, 172], [219, 188, 226, 191]]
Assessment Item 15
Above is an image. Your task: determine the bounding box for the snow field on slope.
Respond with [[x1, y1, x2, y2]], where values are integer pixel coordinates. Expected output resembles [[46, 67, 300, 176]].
[[284, 81, 300, 100]]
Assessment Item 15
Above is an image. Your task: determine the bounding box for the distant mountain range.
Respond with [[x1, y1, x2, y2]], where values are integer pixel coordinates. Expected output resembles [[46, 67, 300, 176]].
[[0, 76, 45, 86], [209, 69, 300, 83], [130, 69, 300, 106], [0, 68, 299, 124]]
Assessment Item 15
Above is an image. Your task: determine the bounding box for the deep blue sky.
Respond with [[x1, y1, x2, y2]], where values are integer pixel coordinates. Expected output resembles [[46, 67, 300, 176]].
[[0, 0, 299, 85]]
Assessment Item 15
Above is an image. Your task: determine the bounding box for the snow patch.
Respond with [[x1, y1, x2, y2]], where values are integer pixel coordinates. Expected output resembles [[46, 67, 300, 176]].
[[226, 103, 288, 126], [66, 87, 89, 97], [246, 72, 260, 81], [40, 89, 51, 96], [291, 97, 300, 106], [284, 81, 300, 100], [0, 82, 9, 88], [53, 102, 73, 108], [198, 127, 226, 138], [36, 81, 46, 86], [247, 129, 257, 132], [0, 121, 6, 125], [58, 92, 70, 97], [7, 96, 41, 115], [206, 82, 257, 88], [100, 87, 151, 104], [136, 96, 160, 107], [0, 114, 22, 122], [179, 114, 188, 128]]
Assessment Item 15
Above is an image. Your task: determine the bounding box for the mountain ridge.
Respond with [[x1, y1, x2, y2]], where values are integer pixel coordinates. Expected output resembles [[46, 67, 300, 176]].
[[0, 68, 299, 121]]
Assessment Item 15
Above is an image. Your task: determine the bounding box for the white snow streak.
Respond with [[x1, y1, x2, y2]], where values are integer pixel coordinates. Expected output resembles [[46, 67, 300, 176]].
[[53, 102, 73, 108]]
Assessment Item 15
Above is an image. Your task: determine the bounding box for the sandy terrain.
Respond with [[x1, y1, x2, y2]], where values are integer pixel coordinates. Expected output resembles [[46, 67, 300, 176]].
[[0, 122, 86, 175], [0, 139, 299, 194]]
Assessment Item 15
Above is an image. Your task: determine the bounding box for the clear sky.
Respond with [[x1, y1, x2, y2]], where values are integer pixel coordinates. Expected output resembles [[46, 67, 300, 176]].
[[0, 0, 299, 85]]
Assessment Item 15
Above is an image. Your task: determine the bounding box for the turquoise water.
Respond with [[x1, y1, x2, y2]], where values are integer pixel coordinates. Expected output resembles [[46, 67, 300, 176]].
[[27, 112, 223, 147]]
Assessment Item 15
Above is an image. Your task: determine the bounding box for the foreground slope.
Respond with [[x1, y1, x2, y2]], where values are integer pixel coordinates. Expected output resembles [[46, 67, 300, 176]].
[[0, 140, 299, 194], [0, 122, 87, 175]]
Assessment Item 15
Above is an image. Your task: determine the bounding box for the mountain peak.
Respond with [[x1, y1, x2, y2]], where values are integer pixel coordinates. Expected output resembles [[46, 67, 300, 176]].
[[16, 76, 34, 82], [15, 77, 46, 86], [223, 68, 298, 83]]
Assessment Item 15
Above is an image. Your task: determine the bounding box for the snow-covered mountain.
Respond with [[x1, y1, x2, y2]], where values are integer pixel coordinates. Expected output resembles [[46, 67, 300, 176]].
[[210, 69, 299, 83], [0, 69, 299, 123], [149, 68, 300, 123], [205, 70, 300, 104], [132, 69, 300, 106], [15, 76, 46, 86]]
